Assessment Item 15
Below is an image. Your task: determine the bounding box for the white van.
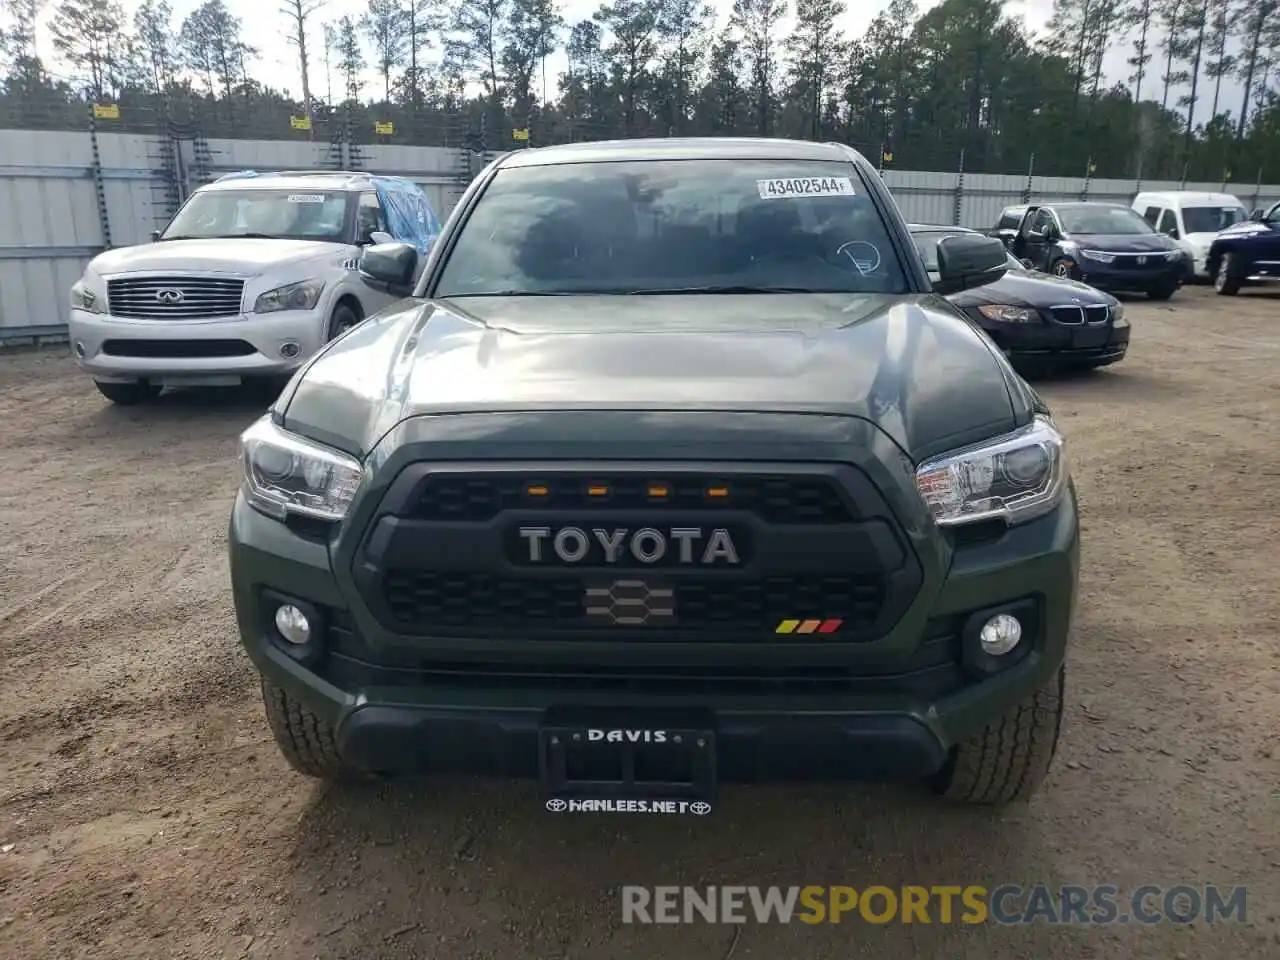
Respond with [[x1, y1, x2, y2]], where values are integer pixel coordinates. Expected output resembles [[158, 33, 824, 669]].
[[1132, 191, 1249, 280]]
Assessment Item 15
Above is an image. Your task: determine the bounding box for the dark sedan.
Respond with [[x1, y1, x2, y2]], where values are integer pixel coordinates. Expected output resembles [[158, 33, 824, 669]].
[[912, 224, 1129, 371], [996, 202, 1184, 300]]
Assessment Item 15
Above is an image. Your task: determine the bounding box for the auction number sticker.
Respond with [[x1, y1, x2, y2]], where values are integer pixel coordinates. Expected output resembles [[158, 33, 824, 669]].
[[756, 177, 856, 200], [286, 193, 325, 203]]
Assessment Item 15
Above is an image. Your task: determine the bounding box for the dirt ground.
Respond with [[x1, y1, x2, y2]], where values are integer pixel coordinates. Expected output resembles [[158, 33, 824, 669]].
[[1, 285, 1278, 959]]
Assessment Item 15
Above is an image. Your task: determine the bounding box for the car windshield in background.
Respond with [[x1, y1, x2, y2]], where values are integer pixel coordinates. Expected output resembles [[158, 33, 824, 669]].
[[1056, 205, 1156, 236], [433, 159, 908, 297], [1182, 206, 1247, 234], [912, 231, 1022, 275], [162, 189, 349, 242]]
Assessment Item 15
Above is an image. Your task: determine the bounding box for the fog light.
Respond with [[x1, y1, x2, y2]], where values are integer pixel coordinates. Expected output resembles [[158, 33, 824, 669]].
[[979, 613, 1022, 656], [73, 341, 86, 358], [280, 341, 300, 359], [274, 604, 311, 644]]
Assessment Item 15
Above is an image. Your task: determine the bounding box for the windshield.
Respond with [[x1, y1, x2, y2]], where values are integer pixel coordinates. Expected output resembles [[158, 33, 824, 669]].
[[433, 159, 908, 297], [1181, 206, 1247, 234], [162, 188, 350, 242], [1056, 205, 1155, 236]]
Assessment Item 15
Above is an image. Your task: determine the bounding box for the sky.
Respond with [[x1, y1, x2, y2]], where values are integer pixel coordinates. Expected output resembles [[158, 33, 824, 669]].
[[28, 0, 1244, 127]]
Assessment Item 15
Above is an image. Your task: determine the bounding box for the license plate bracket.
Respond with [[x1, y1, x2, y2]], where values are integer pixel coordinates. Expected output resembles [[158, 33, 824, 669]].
[[539, 724, 717, 811], [1071, 327, 1108, 349]]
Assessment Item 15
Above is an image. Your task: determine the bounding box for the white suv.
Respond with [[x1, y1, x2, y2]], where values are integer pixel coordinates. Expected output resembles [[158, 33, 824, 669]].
[[67, 170, 442, 404]]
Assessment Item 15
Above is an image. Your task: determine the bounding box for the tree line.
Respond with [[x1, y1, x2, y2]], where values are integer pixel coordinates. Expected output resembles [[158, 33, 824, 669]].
[[1, 0, 1278, 180]]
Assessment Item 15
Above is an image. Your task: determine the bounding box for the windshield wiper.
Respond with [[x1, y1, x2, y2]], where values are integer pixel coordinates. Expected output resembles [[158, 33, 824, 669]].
[[621, 285, 827, 295], [443, 290, 583, 297], [163, 232, 285, 240]]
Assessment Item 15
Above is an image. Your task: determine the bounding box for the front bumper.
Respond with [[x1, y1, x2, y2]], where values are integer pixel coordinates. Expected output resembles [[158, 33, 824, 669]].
[[68, 308, 327, 384], [1073, 258, 1182, 291], [230, 470, 1080, 782], [976, 312, 1129, 367]]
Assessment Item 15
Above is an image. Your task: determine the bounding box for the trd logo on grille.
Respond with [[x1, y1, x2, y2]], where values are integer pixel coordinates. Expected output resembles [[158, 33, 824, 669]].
[[518, 526, 740, 565], [585, 579, 675, 626]]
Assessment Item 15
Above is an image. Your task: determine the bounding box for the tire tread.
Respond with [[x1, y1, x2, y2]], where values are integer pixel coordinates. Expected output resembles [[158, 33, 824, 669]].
[[937, 666, 1064, 805], [261, 680, 367, 781]]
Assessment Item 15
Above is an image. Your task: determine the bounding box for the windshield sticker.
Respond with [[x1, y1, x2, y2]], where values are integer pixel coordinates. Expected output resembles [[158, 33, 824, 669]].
[[756, 177, 856, 200], [837, 240, 882, 275], [287, 194, 326, 203]]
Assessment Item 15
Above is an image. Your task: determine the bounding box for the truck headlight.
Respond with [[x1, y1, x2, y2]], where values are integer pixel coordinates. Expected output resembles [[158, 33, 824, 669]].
[[254, 279, 325, 314], [239, 417, 362, 521], [70, 279, 105, 314], [976, 304, 1038, 323], [915, 415, 1066, 527]]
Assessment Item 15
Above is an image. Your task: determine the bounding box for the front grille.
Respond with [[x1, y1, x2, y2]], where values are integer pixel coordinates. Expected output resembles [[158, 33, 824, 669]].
[[102, 338, 256, 358], [409, 473, 855, 525], [383, 570, 884, 634], [107, 276, 245, 320], [1048, 304, 1109, 326], [1112, 254, 1166, 269]]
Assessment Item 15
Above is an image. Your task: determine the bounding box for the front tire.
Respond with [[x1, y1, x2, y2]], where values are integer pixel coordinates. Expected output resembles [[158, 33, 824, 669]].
[[325, 300, 362, 341], [261, 680, 370, 781], [933, 665, 1064, 805], [1213, 252, 1243, 296], [94, 380, 162, 405]]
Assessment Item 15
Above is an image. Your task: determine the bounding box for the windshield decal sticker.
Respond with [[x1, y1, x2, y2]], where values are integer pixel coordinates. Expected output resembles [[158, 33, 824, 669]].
[[837, 240, 882, 275], [287, 194, 325, 203], [756, 177, 856, 200]]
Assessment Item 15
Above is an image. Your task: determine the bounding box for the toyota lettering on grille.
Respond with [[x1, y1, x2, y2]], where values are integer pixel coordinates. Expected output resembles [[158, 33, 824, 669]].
[[519, 526, 741, 565]]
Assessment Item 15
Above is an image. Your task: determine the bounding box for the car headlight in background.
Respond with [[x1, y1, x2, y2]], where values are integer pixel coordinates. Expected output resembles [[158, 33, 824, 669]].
[[915, 415, 1066, 527], [1080, 250, 1115, 263], [1164, 251, 1181, 262], [239, 416, 362, 521], [70, 279, 105, 314], [976, 304, 1038, 323], [253, 279, 325, 314]]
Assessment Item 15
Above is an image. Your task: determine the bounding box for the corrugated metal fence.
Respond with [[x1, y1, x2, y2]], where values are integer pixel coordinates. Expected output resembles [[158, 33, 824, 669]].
[[2, 126, 1278, 344]]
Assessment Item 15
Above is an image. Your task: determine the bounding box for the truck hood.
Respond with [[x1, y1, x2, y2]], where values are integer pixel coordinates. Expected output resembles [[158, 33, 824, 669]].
[[88, 238, 348, 276], [281, 293, 1022, 461]]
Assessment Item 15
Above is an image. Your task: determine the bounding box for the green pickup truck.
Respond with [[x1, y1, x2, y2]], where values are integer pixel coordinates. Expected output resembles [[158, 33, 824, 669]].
[[229, 137, 1078, 815]]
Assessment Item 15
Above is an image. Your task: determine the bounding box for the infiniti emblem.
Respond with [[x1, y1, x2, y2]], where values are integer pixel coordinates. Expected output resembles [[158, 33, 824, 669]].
[[155, 288, 184, 304]]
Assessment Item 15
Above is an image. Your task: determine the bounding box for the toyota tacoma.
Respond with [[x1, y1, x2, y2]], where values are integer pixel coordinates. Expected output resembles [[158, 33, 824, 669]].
[[229, 138, 1078, 813]]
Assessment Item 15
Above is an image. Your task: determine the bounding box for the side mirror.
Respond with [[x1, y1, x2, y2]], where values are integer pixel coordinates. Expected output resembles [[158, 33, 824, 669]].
[[151, 229, 162, 242], [1251, 209, 1265, 222], [1019, 257, 1035, 269], [358, 241, 418, 296], [933, 234, 1009, 295], [368, 230, 394, 246], [1165, 226, 1180, 239]]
